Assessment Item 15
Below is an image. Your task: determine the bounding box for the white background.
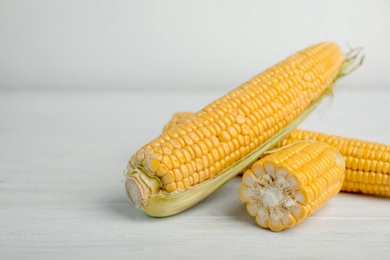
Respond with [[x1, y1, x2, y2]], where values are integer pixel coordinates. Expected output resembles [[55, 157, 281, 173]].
[[1, 1, 390, 259], [0, 0, 389, 92]]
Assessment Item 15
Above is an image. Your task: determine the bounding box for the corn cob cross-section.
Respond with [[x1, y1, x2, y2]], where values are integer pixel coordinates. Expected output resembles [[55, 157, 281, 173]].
[[278, 130, 390, 197], [124, 42, 358, 217], [239, 141, 345, 231]]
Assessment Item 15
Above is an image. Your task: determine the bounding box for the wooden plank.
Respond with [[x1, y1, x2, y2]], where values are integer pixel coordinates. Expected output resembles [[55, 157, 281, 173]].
[[1, 91, 390, 259]]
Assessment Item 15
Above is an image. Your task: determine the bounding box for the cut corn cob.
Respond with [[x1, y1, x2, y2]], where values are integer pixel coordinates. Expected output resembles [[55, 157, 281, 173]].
[[124, 42, 361, 217], [239, 141, 345, 231], [278, 130, 390, 197]]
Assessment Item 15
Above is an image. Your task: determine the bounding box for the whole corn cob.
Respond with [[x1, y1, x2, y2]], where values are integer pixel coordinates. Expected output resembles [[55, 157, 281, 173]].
[[278, 130, 390, 196], [125, 42, 360, 217], [239, 141, 345, 231]]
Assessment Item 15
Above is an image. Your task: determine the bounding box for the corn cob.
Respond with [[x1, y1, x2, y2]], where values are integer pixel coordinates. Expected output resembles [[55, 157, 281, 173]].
[[239, 141, 345, 231], [166, 115, 389, 197], [166, 114, 389, 197], [278, 130, 390, 196], [124, 42, 360, 217]]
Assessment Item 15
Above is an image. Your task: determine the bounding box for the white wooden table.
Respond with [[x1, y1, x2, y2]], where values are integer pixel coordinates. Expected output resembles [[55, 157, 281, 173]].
[[1, 90, 390, 259]]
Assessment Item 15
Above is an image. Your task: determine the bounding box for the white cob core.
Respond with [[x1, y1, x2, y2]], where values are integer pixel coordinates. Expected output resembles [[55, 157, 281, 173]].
[[249, 173, 297, 219], [125, 177, 145, 208], [263, 187, 283, 207]]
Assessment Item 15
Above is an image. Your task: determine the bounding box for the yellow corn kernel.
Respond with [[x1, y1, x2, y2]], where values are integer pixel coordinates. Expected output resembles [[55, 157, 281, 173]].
[[278, 130, 390, 197], [239, 141, 345, 231], [125, 42, 361, 217], [163, 112, 195, 132]]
